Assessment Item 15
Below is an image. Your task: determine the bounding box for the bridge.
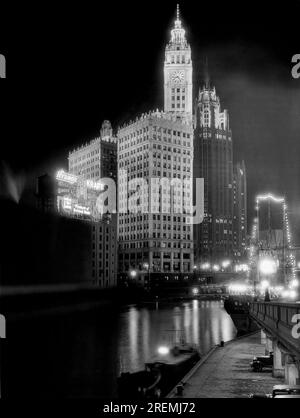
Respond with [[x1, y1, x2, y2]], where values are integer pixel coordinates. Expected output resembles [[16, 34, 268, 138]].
[[249, 301, 300, 385]]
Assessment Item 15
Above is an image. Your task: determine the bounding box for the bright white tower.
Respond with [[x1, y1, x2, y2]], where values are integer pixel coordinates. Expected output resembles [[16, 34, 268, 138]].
[[164, 5, 193, 120]]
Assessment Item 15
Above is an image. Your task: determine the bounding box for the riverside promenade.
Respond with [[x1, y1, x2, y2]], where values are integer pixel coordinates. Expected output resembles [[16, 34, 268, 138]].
[[169, 332, 284, 398]]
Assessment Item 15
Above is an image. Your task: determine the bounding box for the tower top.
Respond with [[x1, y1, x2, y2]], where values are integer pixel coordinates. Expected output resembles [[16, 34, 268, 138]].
[[176, 4, 180, 22], [167, 4, 188, 48]]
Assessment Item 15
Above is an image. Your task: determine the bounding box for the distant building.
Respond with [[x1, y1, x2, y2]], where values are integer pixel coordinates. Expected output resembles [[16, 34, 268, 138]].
[[36, 174, 57, 213], [92, 214, 118, 288], [68, 120, 117, 183], [233, 161, 247, 260], [194, 82, 233, 264], [34, 170, 118, 288]]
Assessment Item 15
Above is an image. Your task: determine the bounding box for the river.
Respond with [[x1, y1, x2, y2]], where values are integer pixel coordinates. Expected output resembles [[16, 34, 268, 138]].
[[3, 299, 236, 398]]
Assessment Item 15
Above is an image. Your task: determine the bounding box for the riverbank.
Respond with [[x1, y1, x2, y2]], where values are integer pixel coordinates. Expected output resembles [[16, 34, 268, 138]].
[[168, 331, 284, 398], [0, 285, 225, 319]]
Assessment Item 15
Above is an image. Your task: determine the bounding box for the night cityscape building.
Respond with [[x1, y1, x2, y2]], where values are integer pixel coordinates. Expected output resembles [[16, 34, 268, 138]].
[[1, 2, 300, 402], [194, 81, 234, 265], [69, 120, 117, 183], [118, 6, 194, 283], [91, 214, 118, 288], [35, 173, 57, 214]]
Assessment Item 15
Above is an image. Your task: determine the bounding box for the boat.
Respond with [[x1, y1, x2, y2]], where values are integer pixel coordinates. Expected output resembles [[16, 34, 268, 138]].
[[118, 341, 200, 399]]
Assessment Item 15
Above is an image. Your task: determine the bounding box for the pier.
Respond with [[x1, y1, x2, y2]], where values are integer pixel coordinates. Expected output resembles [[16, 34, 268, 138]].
[[168, 331, 284, 398]]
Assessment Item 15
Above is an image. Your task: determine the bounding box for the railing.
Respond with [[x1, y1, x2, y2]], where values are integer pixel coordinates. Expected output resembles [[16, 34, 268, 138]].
[[249, 302, 300, 356]]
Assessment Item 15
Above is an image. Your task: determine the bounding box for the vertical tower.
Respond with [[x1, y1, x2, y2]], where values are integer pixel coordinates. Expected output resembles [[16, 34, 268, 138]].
[[164, 5, 193, 120], [194, 79, 233, 264]]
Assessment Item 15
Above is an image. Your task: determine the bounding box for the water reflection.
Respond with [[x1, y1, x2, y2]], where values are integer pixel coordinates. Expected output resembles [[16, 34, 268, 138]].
[[5, 300, 236, 398], [119, 300, 236, 372]]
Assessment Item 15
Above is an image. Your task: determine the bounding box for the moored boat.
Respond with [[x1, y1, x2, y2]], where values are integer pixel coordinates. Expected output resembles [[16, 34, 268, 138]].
[[118, 342, 200, 399]]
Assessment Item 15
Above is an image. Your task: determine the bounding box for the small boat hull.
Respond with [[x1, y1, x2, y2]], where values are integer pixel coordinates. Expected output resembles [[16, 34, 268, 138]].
[[118, 347, 200, 399]]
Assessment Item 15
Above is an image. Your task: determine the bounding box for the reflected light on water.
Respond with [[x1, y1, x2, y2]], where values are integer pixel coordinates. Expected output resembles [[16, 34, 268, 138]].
[[192, 299, 199, 344], [7, 300, 237, 398], [128, 307, 138, 370]]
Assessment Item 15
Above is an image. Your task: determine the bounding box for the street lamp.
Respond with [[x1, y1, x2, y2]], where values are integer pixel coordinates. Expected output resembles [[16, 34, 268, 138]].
[[258, 258, 277, 276], [130, 269, 137, 279], [143, 262, 151, 289], [222, 260, 231, 269]]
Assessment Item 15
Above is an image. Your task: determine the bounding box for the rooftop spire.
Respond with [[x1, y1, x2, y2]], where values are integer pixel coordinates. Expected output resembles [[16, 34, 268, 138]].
[[169, 4, 187, 46]]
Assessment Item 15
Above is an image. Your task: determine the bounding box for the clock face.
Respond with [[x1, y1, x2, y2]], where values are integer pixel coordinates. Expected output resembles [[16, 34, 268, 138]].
[[171, 71, 185, 84]]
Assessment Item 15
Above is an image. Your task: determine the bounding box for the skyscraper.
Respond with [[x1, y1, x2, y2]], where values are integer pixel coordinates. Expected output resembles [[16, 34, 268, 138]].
[[194, 81, 234, 264], [233, 161, 247, 260], [68, 120, 117, 183], [118, 6, 194, 283]]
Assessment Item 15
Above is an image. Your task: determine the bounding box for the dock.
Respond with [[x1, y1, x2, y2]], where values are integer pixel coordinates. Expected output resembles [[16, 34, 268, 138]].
[[168, 332, 284, 398]]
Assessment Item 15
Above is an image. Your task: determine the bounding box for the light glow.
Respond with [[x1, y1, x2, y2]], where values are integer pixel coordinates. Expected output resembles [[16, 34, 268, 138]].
[[256, 194, 285, 203], [260, 280, 270, 290], [290, 279, 299, 288], [222, 260, 231, 268], [258, 258, 277, 275], [56, 169, 78, 184], [130, 270, 137, 278], [158, 346, 170, 355]]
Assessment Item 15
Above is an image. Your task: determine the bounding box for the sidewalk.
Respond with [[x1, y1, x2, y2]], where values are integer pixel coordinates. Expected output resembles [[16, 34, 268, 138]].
[[170, 332, 284, 398]]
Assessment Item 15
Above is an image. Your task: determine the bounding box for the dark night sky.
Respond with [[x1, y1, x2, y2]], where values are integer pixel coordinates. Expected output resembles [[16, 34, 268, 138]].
[[1, 1, 300, 240]]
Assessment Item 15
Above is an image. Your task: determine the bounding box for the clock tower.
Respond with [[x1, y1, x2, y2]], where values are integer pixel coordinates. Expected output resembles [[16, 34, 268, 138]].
[[164, 5, 193, 120]]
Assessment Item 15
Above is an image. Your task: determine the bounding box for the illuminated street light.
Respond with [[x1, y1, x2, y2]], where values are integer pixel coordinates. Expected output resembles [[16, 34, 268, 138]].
[[130, 270, 137, 278], [221, 260, 231, 269], [260, 280, 270, 290], [201, 263, 211, 270], [192, 288, 199, 295], [290, 279, 299, 288], [157, 346, 170, 355], [258, 258, 277, 276], [213, 264, 220, 272]]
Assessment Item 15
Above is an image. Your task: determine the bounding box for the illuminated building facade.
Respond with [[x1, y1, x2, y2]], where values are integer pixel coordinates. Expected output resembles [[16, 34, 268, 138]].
[[233, 161, 247, 260], [118, 7, 194, 281], [50, 122, 119, 288], [194, 81, 234, 264], [68, 120, 117, 183]]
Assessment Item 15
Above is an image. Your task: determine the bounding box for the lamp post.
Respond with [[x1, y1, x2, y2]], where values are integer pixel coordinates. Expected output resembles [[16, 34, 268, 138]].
[[143, 262, 151, 290], [129, 269, 138, 281]]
